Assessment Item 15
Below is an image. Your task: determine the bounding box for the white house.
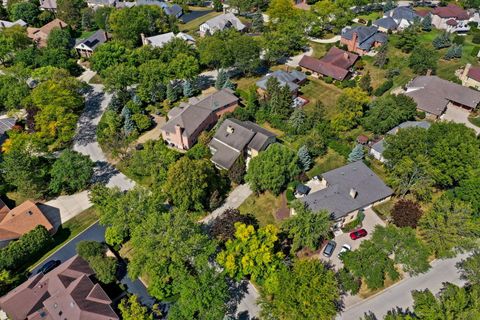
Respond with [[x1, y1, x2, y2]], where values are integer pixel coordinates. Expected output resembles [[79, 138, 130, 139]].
[[141, 32, 195, 48], [431, 4, 470, 33], [199, 13, 246, 36], [0, 19, 27, 28]]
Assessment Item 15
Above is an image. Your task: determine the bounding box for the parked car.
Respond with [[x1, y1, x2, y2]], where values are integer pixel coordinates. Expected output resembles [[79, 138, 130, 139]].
[[338, 244, 351, 257], [350, 229, 368, 240], [323, 240, 337, 257], [36, 260, 61, 274]]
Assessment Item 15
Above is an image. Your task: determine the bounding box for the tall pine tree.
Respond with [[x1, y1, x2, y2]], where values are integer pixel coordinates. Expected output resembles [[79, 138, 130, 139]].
[[348, 144, 364, 162], [298, 145, 312, 171], [215, 69, 227, 90]]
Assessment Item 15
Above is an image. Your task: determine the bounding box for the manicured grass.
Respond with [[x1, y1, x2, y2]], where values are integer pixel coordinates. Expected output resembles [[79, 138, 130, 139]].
[[307, 148, 346, 179], [468, 115, 480, 128], [238, 192, 283, 227], [357, 11, 383, 22], [235, 75, 261, 92], [309, 41, 329, 58], [301, 78, 343, 117], [179, 11, 222, 34], [28, 208, 99, 271], [372, 198, 395, 220]]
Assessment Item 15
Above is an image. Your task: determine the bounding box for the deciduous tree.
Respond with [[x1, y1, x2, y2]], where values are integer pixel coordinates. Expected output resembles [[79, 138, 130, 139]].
[[391, 199, 423, 228], [49, 150, 94, 194]]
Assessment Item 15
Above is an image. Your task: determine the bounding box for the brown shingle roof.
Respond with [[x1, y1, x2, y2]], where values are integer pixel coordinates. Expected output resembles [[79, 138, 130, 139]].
[[432, 4, 469, 20], [27, 19, 68, 47], [0, 200, 54, 242], [299, 47, 358, 81], [467, 66, 480, 82], [0, 255, 119, 320]]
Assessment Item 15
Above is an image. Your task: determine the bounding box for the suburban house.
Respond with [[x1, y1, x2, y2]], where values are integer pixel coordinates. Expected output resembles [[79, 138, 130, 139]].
[[141, 32, 195, 48], [27, 18, 68, 48], [370, 121, 431, 162], [0, 19, 26, 28], [75, 30, 110, 58], [256, 69, 307, 96], [298, 47, 359, 81], [160, 88, 239, 150], [208, 118, 276, 170], [404, 76, 480, 118], [0, 255, 119, 320], [300, 161, 393, 228], [86, 0, 116, 8], [431, 4, 470, 33], [460, 64, 480, 90], [0, 199, 54, 248], [376, 6, 421, 32], [135, 0, 183, 18], [199, 13, 246, 36], [39, 0, 57, 11], [340, 25, 388, 55]]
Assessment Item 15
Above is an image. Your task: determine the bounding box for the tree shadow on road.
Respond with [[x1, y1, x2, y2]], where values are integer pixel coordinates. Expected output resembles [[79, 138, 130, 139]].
[[92, 161, 120, 185], [74, 90, 106, 147]]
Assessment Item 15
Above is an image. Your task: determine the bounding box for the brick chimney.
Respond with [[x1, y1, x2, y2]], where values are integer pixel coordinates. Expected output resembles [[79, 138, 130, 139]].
[[175, 124, 184, 149]]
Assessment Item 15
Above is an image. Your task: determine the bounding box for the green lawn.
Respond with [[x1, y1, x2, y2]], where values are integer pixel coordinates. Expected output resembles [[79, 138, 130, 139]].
[[357, 11, 383, 22], [27, 207, 99, 271], [179, 11, 222, 34], [238, 192, 283, 227], [301, 78, 343, 117], [309, 41, 329, 59], [307, 148, 346, 179], [469, 115, 480, 127], [78, 30, 95, 40]]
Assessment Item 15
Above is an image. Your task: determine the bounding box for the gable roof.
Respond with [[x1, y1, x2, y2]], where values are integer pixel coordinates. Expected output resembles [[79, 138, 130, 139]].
[[299, 47, 358, 80], [385, 6, 420, 22], [27, 19, 68, 46], [39, 0, 57, 10], [405, 76, 480, 115], [209, 119, 275, 169], [0, 19, 27, 28], [256, 70, 307, 92], [0, 200, 54, 242], [144, 32, 194, 48], [0, 255, 119, 320], [76, 29, 109, 51], [341, 26, 387, 51], [432, 4, 469, 20], [202, 13, 246, 32], [0, 117, 16, 135], [373, 17, 398, 30], [467, 66, 480, 82], [301, 161, 393, 219]]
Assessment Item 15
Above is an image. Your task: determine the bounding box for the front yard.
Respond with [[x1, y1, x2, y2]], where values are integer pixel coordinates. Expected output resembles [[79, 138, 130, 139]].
[[238, 192, 284, 227]]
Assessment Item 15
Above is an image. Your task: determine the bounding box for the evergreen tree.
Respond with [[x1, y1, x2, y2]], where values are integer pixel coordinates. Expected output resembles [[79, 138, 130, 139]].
[[269, 83, 293, 119], [384, 0, 395, 11], [422, 14, 432, 31], [252, 11, 264, 33], [433, 32, 451, 49], [222, 78, 236, 90], [348, 144, 364, 162], [359, 72, 372, 94], [166, 82, 177, 102], [374, 44, 388, 68], [298, 145, 312, 171], [215, 69, 227, 90], [288, 108, 307, 134], [444, 45, 462, 60], [124, 113, 135, 135], [183, 80, 194, 97], [212, 0, 222, 11], [121, 105, 131, 119]]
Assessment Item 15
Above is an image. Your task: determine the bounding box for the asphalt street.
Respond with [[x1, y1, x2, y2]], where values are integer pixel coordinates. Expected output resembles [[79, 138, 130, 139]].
[[31, 222, 156, 307]]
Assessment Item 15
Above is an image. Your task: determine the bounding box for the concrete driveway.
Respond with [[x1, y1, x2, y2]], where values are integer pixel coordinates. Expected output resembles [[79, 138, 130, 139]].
[[441, 105, 480, 135], [201, 184, 253, 223], [320, 208, 386, 270]]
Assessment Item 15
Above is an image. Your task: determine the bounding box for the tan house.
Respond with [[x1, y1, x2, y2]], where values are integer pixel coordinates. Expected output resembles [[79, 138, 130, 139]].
[[431, 4, 470, 33], [299, 47, 358, 81], [340, 26, 387, 56], [208, 119, 276, 170], [461, 64, 480, 90], [160, 88, 239, 150], [27, 18, 68, 47], [300, 161, 393, 228], [0, 199, 54, 247], [0, 255, 119, 320]]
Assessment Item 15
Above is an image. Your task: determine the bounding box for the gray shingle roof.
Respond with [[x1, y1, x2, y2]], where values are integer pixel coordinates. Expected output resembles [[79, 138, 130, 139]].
[[373, 17, 398, 30], [301, 161, 393, 220], [75, 29, 108, 51], [191, 88, 239, 112], [203, 13, 245, 32], [385, 6, 420, 22], [144, 32, 194, 48], [256, 70, 306, 93], [342, 26, 387, 51], [405, 76, 480, 116]]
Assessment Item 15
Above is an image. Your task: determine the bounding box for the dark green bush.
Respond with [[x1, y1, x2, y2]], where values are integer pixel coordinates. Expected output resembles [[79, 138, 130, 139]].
[[373, 79, 393, 96], [77, 241, 106, 260]]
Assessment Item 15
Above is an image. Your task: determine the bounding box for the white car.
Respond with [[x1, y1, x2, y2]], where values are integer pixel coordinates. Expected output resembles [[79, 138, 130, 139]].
[[338, 244, 351, 257]]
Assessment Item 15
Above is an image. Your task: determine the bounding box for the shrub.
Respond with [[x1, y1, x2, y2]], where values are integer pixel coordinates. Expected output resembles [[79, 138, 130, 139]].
[[416, 111, 426, 119], [471, 46, 480, 57], [305, 71, 312, 76], [295, 66, 302, 72], [453, 35, 465, 45], [77, 241, 106, 260], [131, 114, 152, 131], [324, 76, 333, 84], [391, 199, 423, 228], [0, 226, 54, 271], [89, 256, 117, 284], [373, 79, 393, 96], [472, 33, 480, 44]]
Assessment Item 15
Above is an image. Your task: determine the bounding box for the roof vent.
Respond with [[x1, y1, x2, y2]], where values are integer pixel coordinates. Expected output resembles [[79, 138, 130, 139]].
[[226, 125, 234, 134], [350, 188, 357, 199], [27, 210, 33, 215]]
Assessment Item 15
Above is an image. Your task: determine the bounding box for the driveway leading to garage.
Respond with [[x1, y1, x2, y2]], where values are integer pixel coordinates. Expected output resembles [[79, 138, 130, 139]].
[[319, 208, 386, 270], [442, 105, 480, 135]]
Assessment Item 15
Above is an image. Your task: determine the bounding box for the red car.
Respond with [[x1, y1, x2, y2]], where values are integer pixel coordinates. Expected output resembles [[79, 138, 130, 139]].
[[350, 229, 368, 240]]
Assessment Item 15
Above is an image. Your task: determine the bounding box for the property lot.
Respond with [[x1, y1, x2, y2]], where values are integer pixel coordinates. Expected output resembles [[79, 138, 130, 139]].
[[319, 208, 386, 269]]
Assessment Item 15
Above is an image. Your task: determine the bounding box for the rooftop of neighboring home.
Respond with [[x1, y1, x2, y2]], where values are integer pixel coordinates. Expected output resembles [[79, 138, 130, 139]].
[[467, 66, 480, 82], [202, 13, 246, 32], [142, 32, 195, 48], [299, 47, 359, 81], [405, 76, 480, 116], [432, 4, 469, 20], [209, 119, 276, 169], [371, 121, 431, 154], [161, 88, 239, 137], [0, 255, 119, 320], [39, 0, 57, 10], [122, 0, 182, 16], [27, 18, 68, 46], [0, 117, 16, 135], [341, 26, 388, 51], [385, 6, 420, 22], [373, 17, 398, 30], [301, 161, 393, 220], [0, 200, 54, 242], [256, 70, 307, 92], [0, 19, 27, 28], [87, 0, 116, 6], [75, 29, 109, 51]]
